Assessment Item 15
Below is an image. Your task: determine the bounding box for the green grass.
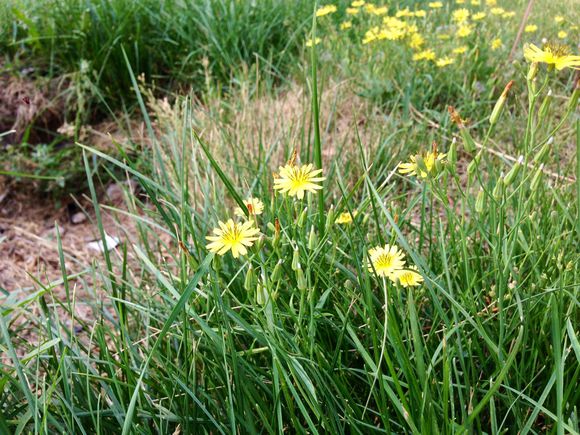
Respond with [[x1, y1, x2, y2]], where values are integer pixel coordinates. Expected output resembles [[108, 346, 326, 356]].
[[1, 0, 580, 433]]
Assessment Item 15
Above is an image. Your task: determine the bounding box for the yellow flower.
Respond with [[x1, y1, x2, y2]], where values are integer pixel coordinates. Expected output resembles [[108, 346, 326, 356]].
[[346, 7, 359, 15], [485, 0, 497, 5], [558, 31, 567, 39], [428, 1, 443, 8], [456, 0, 465, 4], [456, 25, 473, 38], [524, 24, 538, 33], [234, 197, 264, 217], [453, 46, 468, 54], [491, 38, 502, 50], [524, 43, 580, 70], [437, 33, 451, 40], [413, 49, 436, 61], [436, 56, 455, 67], [273, 164, 325, 199], [415, 10, 427, 18], [409, 33, 425, 49], [452, 8, 470, 23], [393, 267, 424, 287], [396, 8, 414, 18], [368, 244, 406, 278], [490, 7, 505, 15], [316, 4, 337, 17], [554, 15, 564, 23], [399, 150, 447, 178], [340, 21, 353, 30], [206, 219, 260, 258], [470, 0, 481, 5], [371, 6, 388, 15], [351, 0, 365, 6], [335, 211, 358, 225], [472, 12, 486, 20], [502, 11, 515, 18], [306, 37, 321, 47]]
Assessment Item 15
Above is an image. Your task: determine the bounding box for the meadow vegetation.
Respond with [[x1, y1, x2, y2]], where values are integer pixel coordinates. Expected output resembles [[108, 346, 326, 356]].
[[1, 0, 579, 433]]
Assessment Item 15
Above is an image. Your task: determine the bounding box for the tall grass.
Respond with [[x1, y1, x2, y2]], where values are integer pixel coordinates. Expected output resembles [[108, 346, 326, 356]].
[[2, 29, 579, 432]]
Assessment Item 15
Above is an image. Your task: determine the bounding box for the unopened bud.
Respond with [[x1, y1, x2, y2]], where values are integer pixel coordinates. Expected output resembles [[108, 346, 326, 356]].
[[493, 178, 504, 200], [291, 246, 300, 271], [530, 165, 544, 192], [297, 207, 308, 227], [308, 226, 318, 250], [475, 189, 485, 214], [467, 151, 483, 176], [533, 139, 551, 164], [538, 89, 553, 121], [490, 80, 514, 125], [503, 156, 523, 186], [296, 265, 307, 290], [527, 62, 538, 82], [448, 138, 458, 166], [325, 205, 335, 232], [271, 259, 283, 282], [244, 265, 255, 292]]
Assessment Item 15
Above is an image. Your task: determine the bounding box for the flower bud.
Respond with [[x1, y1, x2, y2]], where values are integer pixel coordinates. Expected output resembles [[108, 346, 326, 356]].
[[244, 265, 255, 292], [493, 178, 504, 201], [256, 280, 268, 306], [297, 207, 308, 227], [292, 246, 300, 271], [503, 156, 523, 186], [527, 62, 539, 82], [530, 165, 544, 193], [467, 151, 483, 176], [325, 205, 335, 232], [296, 265, 307, 290], [271, 259, 283, 282], [448, 138, 458, 167], [308, 226, 318, 250], [533, 139, 551, 164], [489, 80, 514, 126], [475, 189, 485, 214]]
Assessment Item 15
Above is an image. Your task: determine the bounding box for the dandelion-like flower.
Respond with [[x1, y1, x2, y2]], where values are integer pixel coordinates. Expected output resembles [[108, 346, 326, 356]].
[[273, 164, 325, 199], [399, 149, 447, 178], [472, 12, 486, 20], [436, 56, 455, 67], [306, 37, 321, 47], [452, 8, 470, 23], [554, 15, 564, 23], [368, 244, 406, 278], [524, 24, 537, 33], [524, 43, 580, 70], [456, 25, 473, 38], [316, 4, 337, 17], [234, 198, 264, 217], [453, 46, 468, 54], [393, 267, 424, 287], [336, 211, 358, 225], [413, 49, 436, 61], [558, 31, 567, 39], [490, 7, 505, 15], [428, 1, 443, 8], [491, 38, 502, 50], [351, 0, 365, 6], [206, 219, 260, 258], [340, 21, 353, 30]]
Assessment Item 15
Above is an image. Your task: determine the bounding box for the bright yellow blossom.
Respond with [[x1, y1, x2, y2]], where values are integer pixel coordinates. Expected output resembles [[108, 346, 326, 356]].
[[470, 0, 481, 5], [415, 10, 427, 17], [340, 21, 353, 30], [273, 164, 325, 199], [491, 38, 502, 50], [456, 25, 473, 38], [485, 0, 497, 5], [399, 150, 447, 177], [490, 7, 505, 15], [436, 56, 455, 67], [524, 43, 580, 70], [409, 33, 425, 49], [316, 4, 337, 17], [335, 211, 358, 225], [413, 49, 436, 61], [428, 1, 443, 8], [558, 31, 567, 39], [554, 15, 564, 23], [368, 244, 406, 278], [453, 46, 468, 54], [306, 37, 321, 47], [472, 12, 486, 20], [452, 8, 470, 23], [206, 219, 260, 258], [524, 24, 538, 33], [346, 7, 359, 15], [502, 11, 515, 18], [351, 0, 365, 6], [393, 267, 424, 287], [235, 198, 264, 217]]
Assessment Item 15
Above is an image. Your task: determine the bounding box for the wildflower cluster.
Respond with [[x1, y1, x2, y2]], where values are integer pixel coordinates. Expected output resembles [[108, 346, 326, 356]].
[[368, 244, 423, 287], [310, 1, 577, 70]]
